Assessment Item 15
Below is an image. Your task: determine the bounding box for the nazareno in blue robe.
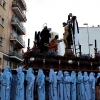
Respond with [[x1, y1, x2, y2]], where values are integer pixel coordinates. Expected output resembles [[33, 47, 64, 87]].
[[63, 71, 71, 100], [45, 75, 50, 100], [83, 72, 91, 100], [89, 72, 95, 100], [96, 72, 100, 82], [1, 66, 12, 100], [0, 71, 2, 99], [70, 71, 76, 100], [26, 68, 35, 100], [36, 69, 45, 100], [10, 72, 17, 100], [57, 70, 63, 100], [49, 69, 57, 100], [15, 67, 24, 100], [96, 73, 100, 99], [76, 71, 85, 100]]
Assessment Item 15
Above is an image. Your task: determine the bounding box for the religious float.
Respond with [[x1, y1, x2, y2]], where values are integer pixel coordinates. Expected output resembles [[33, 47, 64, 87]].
[[21, 27, 100, 100], [22, 17, 100, 73], [0, 14, 100, 100]]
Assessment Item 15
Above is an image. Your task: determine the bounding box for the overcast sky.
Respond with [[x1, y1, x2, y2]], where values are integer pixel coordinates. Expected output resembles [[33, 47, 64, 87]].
[[24, 0, 100, 50]]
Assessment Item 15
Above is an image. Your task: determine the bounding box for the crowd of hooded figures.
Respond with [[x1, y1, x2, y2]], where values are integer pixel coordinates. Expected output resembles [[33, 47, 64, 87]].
[[0, 66, 100, 100]]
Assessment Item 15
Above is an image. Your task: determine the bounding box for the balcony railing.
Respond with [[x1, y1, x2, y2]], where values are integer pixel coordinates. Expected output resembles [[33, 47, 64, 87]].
[[12, 1, 27, 22], [11, 17, 26, 35], [11, 31, 25, 47], [10, 51, 23, 60], [19, 0, 27, 10]]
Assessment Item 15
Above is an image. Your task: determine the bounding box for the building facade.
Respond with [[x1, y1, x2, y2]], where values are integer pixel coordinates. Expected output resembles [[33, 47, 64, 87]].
[[0, 0, 27, 69], [79, 26, 100, 57]]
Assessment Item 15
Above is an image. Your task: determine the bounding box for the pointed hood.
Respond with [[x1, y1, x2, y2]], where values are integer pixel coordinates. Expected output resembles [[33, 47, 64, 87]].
[[26, 68, 34, 81], [64, 71, 69, 76]]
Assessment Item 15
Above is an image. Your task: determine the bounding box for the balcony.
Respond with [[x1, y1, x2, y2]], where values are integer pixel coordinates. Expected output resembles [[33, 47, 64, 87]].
[[9, 51, 23, 62], [12, 1, 27, 22], [10, 31, 25, 48], [18, 0, 27, 10], [11, 17, 26, 35]]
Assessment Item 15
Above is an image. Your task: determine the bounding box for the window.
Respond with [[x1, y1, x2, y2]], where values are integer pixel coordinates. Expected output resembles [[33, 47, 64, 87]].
[[0, 0, 6, 9], [0, 58, 1, 65], [10, 44, 13, 51], [0, 16, 4, 27], [3, 0, 6, 9], [0, 37, 2, 45], [0, 16, 1, 25], [1, 18, 4, 27], [0, 0, 2, 5], [9, 62, 13, 69]]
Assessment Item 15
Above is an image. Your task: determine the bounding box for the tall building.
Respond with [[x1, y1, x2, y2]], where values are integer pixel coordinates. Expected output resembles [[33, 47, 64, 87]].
[[79, 26, 100, 57], [0, 0, 27, 69]]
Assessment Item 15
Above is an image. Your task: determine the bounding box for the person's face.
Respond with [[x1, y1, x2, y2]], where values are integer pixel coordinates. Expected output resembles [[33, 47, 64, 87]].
[[69, 13, 72, 17]]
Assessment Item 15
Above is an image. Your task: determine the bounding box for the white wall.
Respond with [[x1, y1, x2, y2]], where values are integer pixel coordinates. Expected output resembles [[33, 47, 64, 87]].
[[79, 27, 100, 57]]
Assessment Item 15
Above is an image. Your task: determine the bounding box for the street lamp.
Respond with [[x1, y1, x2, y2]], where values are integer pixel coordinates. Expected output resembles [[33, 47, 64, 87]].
[[83, 23, 90, 54]]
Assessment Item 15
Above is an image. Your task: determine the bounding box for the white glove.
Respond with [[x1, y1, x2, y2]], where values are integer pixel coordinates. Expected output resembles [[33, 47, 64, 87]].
[[29, 87, 31, 90], [92, 87, 94, 89], [97, 76, 99, 78], [6, 86, 9, 89], [39, 86, 41, 89]]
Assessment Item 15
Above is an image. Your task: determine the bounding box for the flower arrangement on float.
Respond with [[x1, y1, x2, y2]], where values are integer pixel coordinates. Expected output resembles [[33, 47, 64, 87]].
[[22, 48, 100, 69], [23, 49, 41, 59], [23, 49, 58, 59], [23, 49, 92, 60], [80, 54, 93, 59], [95, 50, 100, 58], [46, 50, 57, 57], [64, 49, 75, 58]]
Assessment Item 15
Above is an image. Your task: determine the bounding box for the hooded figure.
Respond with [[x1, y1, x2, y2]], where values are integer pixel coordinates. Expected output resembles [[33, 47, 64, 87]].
[[96, 72, 100, 85], [96, 73, 100, 100], [70, 71, 76, 100], [10, 69, 17, 100], [83, 72, 91, 100], [76, 71, 85, 100], [1, 66, 12, 100], [36, 69, 45, 100], [57, 70, 63, 100], [48, 69, 57, 100], [15, 67, 24, 100], [26, 68, 35, 100], [63, 71, 71, 100], [45, 75, 49, 100], [89, 72, 95, 100], [0, 68, 2, 100]]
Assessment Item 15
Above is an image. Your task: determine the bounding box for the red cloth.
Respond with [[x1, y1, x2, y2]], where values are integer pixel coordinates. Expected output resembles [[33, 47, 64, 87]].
[[49, 41, 58, 51]]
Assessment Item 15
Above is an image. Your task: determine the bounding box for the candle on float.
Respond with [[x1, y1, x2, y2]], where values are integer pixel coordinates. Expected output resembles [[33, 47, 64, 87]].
[[95, 39, 97, 48], [28, 38, 30, 47]]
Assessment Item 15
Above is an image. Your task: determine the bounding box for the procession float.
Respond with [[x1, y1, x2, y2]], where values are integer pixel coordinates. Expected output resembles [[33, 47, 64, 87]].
[[21, 14, 100, 100], [0, 14, 100, 100]]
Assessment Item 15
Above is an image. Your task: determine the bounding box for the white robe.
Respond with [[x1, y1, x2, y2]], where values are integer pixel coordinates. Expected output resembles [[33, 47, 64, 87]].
[[58, 41, 65, 56]]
